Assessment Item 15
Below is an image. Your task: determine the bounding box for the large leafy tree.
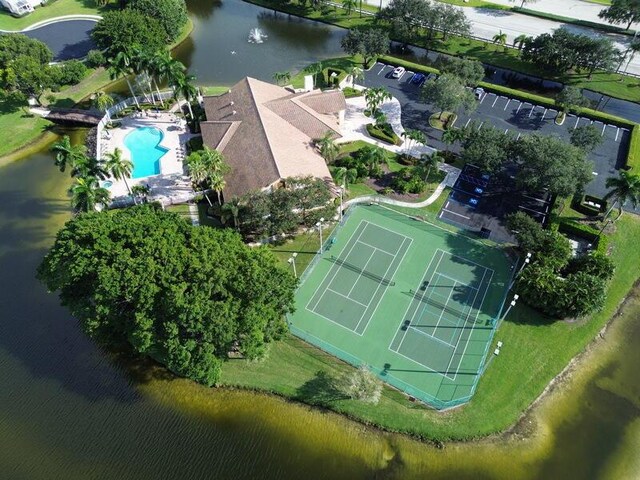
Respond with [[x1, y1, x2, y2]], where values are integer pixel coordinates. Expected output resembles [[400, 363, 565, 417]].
[[434, 56, 484, 87], [377, 0, 430, 43], [513, 134, 592, 197], [128, 0, 188, 42], [570, 124, 604, 152], [93, 10, 166, 56], [287, 176, 332, 226], [341, 27, 389, 67], [460, 123, 513, 173], [0, 34, 52, 67], [422, 74, 476, 119], [599, 0, 640, 30], [555, 85, 588, 113], [37, 205, 297, 386]]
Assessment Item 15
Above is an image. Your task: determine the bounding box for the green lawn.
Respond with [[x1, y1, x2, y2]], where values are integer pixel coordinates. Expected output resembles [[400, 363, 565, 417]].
[[221, 190, 640, 440], [437, 0, 509, 8], [0, 0, 106, 31]]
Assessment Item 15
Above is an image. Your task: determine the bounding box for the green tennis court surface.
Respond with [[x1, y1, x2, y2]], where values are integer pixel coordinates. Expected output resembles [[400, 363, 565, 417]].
[[288, 204, 515, 409]]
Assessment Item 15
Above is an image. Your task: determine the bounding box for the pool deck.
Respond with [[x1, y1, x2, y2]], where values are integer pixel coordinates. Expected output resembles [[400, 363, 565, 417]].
[[101, 112, 198, 206]]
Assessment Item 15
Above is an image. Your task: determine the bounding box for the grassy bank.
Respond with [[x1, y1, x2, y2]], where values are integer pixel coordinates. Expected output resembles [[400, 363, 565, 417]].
[[0, 0, 107, 31], [220, 192, 640, 440], [244, 0, 640, 103]]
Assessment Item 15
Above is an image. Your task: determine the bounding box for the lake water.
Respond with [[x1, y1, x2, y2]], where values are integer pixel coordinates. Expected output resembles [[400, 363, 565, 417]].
[[1, 1, 639, 478]]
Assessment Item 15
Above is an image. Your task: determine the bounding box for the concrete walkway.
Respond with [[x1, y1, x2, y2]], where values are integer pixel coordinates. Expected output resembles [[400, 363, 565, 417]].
[[340, 93, 460, 209], [0, 14, 101, 33]]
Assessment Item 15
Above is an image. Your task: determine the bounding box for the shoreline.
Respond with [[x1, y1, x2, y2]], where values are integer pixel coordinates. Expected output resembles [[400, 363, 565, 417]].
[[0, 17, 194, 166]]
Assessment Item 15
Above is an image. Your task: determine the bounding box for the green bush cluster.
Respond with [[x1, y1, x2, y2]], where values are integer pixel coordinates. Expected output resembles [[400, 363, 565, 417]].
[[49, 60, 88, 87], [571, 194, 607, 217], [366, 123, 401, 145], [508, 212, 613, 319], [390, 167, 426, 194], [85, 49, 106, 68]]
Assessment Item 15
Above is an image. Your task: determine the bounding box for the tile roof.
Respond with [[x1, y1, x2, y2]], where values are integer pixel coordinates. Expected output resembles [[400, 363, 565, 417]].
[[201, 77, 346, 199]]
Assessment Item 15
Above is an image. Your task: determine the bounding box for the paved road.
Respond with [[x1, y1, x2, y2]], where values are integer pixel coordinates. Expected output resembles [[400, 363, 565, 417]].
[[364, 63, 632, 205], [366, 0, 640, 75]]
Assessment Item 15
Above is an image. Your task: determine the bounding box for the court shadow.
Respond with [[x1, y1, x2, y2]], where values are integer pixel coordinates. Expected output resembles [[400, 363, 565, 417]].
[[295, 370, 349, 405]]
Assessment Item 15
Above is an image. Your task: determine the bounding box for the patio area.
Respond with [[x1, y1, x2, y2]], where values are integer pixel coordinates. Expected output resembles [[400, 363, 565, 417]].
[[100, 111, 198, 206]]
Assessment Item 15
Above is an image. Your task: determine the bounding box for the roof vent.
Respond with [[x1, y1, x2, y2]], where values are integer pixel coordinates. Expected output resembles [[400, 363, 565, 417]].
[[232, 110, 237, 115], [230, 101, 234, 106]]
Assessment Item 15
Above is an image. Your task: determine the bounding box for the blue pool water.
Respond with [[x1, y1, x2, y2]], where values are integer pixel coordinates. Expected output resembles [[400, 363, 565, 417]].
[[124, 127, 168, 179]]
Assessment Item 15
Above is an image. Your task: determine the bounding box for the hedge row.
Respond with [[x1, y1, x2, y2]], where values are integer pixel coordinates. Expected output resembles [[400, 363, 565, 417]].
[[627, 125, 640, 171], [366, 123, 402, 145], [557, 220, 608, 255], [571, 194, 607, 217]]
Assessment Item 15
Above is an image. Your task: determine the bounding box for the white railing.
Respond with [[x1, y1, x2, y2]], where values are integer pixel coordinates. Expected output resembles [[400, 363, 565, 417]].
[[95, 90, 175, 160]]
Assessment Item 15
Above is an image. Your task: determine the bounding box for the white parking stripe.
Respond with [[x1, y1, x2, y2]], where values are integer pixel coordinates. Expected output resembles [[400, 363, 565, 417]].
[[477, 121, 485, 129], [601, 123, 607, 136], [516, 102, 523, 113], [464, 118, 471, 128], [541, 108, 548, 120], [516, 132, 521, 140], [491, 96, 499, 107], [528, 106, 536, 118], [503, 99, 511, 111], [378, 65, 386, 75], [574, 116, 580, 128], [479, 93, 488, 104], [615, 127, 620, 141], [398, 71, 407, 81]]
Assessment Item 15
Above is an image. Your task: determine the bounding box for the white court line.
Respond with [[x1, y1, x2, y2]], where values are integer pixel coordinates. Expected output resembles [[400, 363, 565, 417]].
[[503, 99, 511, 111], [391, 344, 452, 380], [357, 239, 398, 257], [447, 251, 495, 275], [442, 267, 487, 376], [304, 307, 366, 335], [355, 236, 413, 334], [326, 287, 369, 308], [392, 249, 445, 352], [436, 272, 479, 290], [442, 208, 470, 219], [447, 270, 493, 380], [408, 325, 455, 348], [491, 96, 499, 107], [430, 278, 458, 335], [345, 248, 377, 297], [307, 220, 368, 312], [364, 219, 412, 245]]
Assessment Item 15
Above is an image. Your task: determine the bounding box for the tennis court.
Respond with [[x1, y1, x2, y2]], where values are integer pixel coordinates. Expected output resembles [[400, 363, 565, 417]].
[[289, 204, 515, 409]]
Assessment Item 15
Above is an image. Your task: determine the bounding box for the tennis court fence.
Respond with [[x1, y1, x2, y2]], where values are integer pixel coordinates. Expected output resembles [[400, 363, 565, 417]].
[[288, 324, 473, 410]]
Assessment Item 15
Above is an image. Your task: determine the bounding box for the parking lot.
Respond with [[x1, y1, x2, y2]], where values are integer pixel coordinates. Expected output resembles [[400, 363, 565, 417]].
[[363, 63, 631, 204]]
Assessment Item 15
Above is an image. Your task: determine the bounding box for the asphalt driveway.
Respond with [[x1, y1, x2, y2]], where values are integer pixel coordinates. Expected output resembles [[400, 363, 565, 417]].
[[363, 63, 631, 205]]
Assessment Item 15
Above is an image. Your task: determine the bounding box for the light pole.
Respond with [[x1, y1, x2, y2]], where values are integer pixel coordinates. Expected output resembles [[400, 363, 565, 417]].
[[288, 252, 298, 277], [339, 183, 345, 221], [509, 252, 531, 290], [316, 218, 325, 253], [481, 341, 503, 375], [497, 294, 519, 329]]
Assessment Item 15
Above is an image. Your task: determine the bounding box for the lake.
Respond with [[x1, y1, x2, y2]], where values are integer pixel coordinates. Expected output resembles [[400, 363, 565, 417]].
[[0, 1, 639, 478]]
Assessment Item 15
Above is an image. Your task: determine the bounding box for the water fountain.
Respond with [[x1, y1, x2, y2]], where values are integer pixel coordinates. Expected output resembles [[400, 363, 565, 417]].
[[248, 27, 267, 44]]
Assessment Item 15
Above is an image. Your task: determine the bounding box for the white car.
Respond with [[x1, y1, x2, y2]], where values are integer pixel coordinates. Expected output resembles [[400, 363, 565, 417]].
[[391, 66, 406, 79], [473, 87, 485, 100]]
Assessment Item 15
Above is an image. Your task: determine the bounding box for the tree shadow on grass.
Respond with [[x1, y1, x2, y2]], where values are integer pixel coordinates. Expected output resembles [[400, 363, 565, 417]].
[[295, 370, 349, 406]]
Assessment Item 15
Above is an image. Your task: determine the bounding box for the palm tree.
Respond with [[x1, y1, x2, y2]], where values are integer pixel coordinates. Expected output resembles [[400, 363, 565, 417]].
[[342, 0, 357, 15], [186, 147, 230, 205], [492, 30, 507, 52], [303, 63, 323, 88], [171, 72, 197, 118], [619, 38, 640, 74], [349, 66, 364, 87], [316, 131, 339, 164], [93, 91, 115, 112], [402, 129, 426, 157], [209, 172, 226, 205], [156, 51, 185, 104], [513, 34, 529, 51], [69, 176, 111, 213], [107, 50, 140, 109], [221, 197, 241, 230], [51, 135, 87, 173], [131, 184, 151, 204], [72, 155, 108, 180], [359, 145, 387, 174], [131, 47, 157, 104], [273, 71, 291, 86], [103, 148, 134, 197], [603, 171, 640, 221], [419, 153, 440, 182], [364, 86, 391, 117], [441, 127, 465, 153], [333, 166, 358, 189]]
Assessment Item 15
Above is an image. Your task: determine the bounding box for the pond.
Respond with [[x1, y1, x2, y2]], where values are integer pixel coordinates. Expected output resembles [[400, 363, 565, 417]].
[[23, 19, 97, 61], [1, 1, 639, 478]]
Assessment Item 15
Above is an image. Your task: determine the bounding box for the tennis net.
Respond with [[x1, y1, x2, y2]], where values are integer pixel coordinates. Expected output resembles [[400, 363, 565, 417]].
[[329, 255, 396, 286]]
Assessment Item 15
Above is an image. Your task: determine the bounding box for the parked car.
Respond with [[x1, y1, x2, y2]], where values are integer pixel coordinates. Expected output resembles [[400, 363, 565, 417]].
[[473, 87, 485, 100], [391, 66, 406, 79], [410, 73, 425, 85]]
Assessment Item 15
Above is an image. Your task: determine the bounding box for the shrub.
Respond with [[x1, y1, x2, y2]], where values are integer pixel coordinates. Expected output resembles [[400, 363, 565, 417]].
[[391, 168, 426, 194], [128, 0, 188, 42], [85, 49, 106, 68], [50, 60, 88, 86], [366, 123, 401, 145], [564, 253, 615, 281], [92, 10, 166, 55]]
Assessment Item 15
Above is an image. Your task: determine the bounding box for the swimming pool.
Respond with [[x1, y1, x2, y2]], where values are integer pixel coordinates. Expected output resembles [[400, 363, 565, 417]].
[[124, 127, 168, 179]]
